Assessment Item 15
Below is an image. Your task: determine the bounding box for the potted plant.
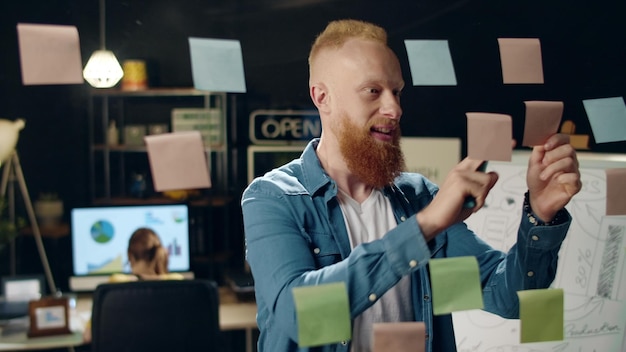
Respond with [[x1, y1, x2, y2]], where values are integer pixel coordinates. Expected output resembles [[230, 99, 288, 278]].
[[34, 193, 63, 227]]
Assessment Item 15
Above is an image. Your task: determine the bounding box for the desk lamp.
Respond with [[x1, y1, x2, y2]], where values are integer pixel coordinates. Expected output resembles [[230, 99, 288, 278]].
[[0, 118, 58, 295]]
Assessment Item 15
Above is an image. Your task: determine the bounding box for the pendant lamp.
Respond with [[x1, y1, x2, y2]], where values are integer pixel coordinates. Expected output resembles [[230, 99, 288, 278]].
[[83, 0, 123, 88]]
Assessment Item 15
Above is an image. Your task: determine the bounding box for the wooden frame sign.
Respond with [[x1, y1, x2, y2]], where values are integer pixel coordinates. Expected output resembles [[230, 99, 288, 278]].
[[27, 296, 72, 337]]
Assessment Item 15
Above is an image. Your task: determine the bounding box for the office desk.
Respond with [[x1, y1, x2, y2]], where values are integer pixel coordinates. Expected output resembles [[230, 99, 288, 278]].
[[0, 286, 258, 352], [219, 286, 258, 352]]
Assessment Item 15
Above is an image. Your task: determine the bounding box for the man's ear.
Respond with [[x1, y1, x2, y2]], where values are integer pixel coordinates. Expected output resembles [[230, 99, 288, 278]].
[[310, 84, 330, 113]]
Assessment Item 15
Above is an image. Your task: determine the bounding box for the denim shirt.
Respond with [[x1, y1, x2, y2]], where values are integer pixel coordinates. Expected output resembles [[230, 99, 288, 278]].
[[241, 139, 571, 352]]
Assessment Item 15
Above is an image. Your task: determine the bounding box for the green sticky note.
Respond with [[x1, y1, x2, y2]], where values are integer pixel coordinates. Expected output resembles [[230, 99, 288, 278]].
[[429, 256, 484, 315], [292, 282, 352, 347], [518, 288, 564, 343]]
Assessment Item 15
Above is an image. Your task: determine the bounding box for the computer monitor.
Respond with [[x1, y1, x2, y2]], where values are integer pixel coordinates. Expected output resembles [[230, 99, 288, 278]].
[[70, 204, 190, 278], [247, 145, 306, 184]]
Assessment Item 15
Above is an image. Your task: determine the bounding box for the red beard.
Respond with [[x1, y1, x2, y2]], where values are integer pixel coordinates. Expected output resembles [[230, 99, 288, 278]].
[[337, 117, 405, 188]]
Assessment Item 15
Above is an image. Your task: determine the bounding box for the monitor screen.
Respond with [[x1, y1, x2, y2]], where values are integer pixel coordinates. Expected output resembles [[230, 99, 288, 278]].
[[71, 204, 190, 276], [247, 145, 305, 184]]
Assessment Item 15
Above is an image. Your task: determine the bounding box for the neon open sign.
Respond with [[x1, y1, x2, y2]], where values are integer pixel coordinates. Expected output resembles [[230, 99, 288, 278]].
[[249, 110, 321, 144]]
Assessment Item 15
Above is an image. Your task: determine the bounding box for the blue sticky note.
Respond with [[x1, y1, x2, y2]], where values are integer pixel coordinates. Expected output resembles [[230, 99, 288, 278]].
[[582, 97, 626, 143], [188, 37, 247, 93], [404, 40, 457, 86]]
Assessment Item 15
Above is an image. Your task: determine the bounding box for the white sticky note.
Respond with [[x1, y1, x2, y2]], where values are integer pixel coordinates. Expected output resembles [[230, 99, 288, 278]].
[[188, 37, 247, 93], [404, 40, 457, 86], [583, 96, 626, 144], [145, 131, 212, 191], [16, 23, 83, 85]]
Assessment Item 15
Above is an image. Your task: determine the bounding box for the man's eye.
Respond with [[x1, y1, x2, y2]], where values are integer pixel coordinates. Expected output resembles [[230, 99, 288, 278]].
[[367, 88, 379, 94]]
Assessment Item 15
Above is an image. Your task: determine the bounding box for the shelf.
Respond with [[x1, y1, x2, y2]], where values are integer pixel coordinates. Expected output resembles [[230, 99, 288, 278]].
[[89, 87, 215, 97], [92, 144, 213, 153], [20, 223, 70, 240], [92, 195, 233, 207]]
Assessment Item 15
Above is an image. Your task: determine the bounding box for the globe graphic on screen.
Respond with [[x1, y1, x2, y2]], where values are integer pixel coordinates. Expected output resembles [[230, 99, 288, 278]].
[[90, 220, 114, 244]]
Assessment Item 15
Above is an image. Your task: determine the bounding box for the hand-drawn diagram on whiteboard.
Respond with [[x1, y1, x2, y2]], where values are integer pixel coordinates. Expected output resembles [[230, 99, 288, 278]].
[[453, 152, 626, 352]]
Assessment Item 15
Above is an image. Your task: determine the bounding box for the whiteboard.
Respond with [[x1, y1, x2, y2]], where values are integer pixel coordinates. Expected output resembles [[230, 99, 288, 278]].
[[453, 150, 626, 352]]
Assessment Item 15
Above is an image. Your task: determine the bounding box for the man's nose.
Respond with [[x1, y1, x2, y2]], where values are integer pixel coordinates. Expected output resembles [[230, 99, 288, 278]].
[[380, 93, 402, 120]]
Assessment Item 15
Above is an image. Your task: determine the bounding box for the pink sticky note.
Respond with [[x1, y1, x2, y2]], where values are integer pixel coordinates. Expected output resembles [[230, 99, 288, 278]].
[[498, 38, 544, 84], [372, 322, 425, 352], [606, 169, 626, 215], [144, 131, 212, 192], [522, 101, 564, 146], [466, 113, 512, 161], [16, 23, 83, 85]]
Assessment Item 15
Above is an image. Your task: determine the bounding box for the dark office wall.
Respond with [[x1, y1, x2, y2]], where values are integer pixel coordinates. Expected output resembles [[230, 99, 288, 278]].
[[1, 0, 625, 206], [1, 1, 624, 283]]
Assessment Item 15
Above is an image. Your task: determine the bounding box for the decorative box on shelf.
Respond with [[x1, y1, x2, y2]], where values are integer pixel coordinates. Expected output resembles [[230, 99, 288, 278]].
[[172, 108, 224, 149]]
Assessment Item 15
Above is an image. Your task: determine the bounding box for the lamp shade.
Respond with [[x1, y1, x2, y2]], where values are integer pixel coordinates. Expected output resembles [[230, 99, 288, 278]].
[[83, 49, 124, 88], [0, 119, 25, 163]]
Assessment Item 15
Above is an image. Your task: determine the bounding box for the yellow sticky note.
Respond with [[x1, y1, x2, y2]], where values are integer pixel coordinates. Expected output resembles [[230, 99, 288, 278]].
[[292, 282, 351, 347], [518, 288, 564, 343], [429, 256, 484, 315]]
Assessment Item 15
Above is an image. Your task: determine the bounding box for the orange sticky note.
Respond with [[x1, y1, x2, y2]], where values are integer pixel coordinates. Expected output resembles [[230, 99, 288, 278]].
[[466, 113, 512, 161], [372, 322, 426, 352], [144, 131, 212, 192], [16, 23, 84, 85], [522, 101, 564, 146], [606, 168, 626, 215], [498, 38, 544, 84]]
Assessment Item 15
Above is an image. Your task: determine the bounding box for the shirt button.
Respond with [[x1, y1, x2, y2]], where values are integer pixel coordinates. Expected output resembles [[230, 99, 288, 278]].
[[531, 235, 539, 241], [423, 295, 430, 301], [313, 248, 321, 254], [369, 293, 377, 301], [341, 341, 348, 345], [400, 216, 406, 222], [409, 260, 418, 268], [527, 271, 535, 277]]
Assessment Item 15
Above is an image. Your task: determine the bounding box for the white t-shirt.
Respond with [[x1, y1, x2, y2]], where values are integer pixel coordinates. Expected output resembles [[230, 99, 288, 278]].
[[337, 189, 414, 352]]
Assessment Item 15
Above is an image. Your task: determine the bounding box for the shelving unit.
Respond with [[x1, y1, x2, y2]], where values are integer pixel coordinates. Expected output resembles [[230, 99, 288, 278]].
[[87, 88, 235, 280], [88, 88, 229, 201]]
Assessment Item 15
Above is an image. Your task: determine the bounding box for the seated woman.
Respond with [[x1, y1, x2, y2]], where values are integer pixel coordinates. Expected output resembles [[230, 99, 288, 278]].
[[82, 227, 184, 343], [109, 227, 185, 282]]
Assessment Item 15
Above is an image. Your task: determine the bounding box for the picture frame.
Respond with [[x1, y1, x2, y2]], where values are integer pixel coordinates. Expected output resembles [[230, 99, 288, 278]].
[[27, 296, 72, 337]]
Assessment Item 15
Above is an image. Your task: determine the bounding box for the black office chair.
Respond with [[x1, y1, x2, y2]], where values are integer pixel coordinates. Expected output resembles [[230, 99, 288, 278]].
[[91, 279, 221, 352]]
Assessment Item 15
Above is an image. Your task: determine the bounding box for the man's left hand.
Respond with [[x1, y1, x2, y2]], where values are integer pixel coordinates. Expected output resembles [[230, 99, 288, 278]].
[[526, 134, 582, 222]]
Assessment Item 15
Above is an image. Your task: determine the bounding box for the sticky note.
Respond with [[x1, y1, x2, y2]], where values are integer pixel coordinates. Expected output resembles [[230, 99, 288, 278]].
[[429, 256, 484, 315], [522, 101, 564, 147], [498, 38, 544, 84], [518, 288, 564, 343], [606, 169, 626, 215], [292, 282, 351, 347], [144, 131, 211, 191], [583, 97, 626, 144], [466, 112, 513, 161], [372, 322, 426, 352], [404, 40, 457, 86], [16, 23, 83, 85], [188, 37, 247, 93]]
